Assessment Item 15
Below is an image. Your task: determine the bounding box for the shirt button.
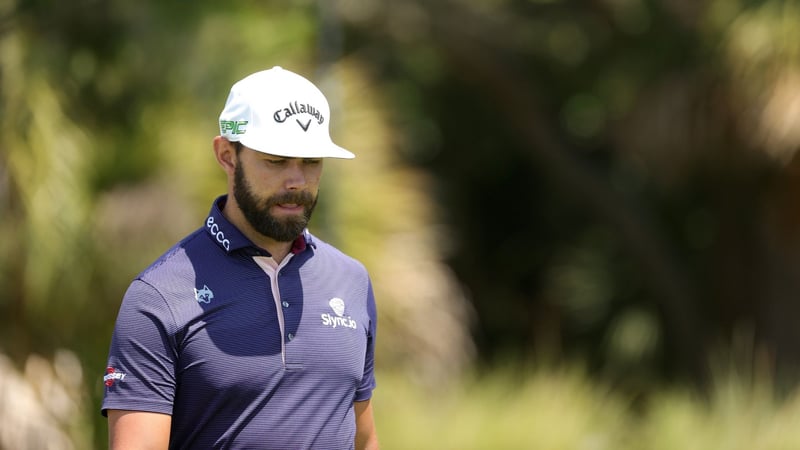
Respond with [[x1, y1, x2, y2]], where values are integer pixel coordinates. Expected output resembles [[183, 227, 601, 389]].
[[282, 301, 290, 308], [287, 333, 295, 341]]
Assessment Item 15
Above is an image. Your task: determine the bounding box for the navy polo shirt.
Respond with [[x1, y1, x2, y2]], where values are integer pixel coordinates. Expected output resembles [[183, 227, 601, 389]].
[[102, 195, 377, 450]]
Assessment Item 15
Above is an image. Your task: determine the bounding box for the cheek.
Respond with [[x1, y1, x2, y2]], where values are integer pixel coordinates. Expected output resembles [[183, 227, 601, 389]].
[[307, 168, 323, 187]]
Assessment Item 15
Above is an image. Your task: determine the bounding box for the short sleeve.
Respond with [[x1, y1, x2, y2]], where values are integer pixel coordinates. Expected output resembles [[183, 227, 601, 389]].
[[101, 279, 178, 416], [354, 278, 377, 402]]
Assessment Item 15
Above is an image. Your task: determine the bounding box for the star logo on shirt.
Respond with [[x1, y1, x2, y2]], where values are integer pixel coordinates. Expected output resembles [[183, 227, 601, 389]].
[[194, 285, 214, 304]]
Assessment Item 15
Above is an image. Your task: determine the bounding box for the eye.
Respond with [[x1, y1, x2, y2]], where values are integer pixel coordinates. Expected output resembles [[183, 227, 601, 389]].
[[265, 158, 287, 165], [303, 158, 322, 165]]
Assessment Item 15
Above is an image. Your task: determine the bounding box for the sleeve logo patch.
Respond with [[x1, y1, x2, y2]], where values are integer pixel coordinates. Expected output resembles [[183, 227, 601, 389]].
[[104, 367, 127, 387]]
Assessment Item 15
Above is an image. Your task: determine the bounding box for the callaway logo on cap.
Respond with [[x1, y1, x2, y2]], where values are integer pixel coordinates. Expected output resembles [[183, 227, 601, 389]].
[[218, 66, 355, 159]]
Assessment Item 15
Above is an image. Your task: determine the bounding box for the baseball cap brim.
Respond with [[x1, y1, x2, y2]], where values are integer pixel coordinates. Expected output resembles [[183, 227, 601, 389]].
[[238, 133, 355, 159]]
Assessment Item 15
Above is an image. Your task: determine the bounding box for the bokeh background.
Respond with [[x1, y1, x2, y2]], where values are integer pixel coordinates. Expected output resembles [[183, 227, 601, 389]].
[[3, 0, 800, 448]]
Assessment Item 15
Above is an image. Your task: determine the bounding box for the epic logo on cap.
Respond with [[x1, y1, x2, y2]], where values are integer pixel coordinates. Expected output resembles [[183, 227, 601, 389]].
[[220, 120, 248, 135]]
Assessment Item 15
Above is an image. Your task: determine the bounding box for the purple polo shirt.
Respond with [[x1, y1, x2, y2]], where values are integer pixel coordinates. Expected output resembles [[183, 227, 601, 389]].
[[102, 195, 377, 449]]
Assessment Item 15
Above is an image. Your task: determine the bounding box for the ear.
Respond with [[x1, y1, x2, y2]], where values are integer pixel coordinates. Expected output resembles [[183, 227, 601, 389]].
[[212, 136, 237, 176]]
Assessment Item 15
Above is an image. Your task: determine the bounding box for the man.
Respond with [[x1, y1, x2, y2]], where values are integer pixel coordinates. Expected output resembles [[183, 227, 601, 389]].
[[102, 66, 379, 450]]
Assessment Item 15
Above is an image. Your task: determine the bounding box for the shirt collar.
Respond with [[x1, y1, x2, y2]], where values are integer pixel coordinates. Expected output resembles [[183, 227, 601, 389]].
[[205, 195, 313, 256]]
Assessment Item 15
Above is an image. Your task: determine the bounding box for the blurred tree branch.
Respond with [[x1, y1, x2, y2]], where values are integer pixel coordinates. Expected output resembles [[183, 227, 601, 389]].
[[434, 26, 706, 381]]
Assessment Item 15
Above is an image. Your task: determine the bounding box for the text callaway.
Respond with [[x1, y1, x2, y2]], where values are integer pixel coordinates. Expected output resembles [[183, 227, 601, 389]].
[[273, 101, 325, 125]]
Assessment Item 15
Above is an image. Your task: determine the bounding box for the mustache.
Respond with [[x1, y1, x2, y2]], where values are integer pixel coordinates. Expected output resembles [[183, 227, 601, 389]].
[[265, 191, 315, 207]]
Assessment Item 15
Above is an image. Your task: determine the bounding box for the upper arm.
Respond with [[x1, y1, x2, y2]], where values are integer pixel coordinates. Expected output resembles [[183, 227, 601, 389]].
[[108, 409, 172, 450], [103, 280, 178, 415], [354, 399, 379, 450]]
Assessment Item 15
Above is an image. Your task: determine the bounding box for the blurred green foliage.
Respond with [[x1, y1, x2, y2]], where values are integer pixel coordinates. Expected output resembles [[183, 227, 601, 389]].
[[3, 0, 800, 448], [340, 0, 800, 387], [375, 361, 800, 450]]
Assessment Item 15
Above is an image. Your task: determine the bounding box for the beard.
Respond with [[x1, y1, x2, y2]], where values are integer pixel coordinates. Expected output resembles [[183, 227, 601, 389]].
[[233, 161, 317, 243]]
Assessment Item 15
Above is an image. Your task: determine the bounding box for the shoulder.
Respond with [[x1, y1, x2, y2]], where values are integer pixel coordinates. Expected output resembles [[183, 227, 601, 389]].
[[126, 227, 213, 304], [308, 233, 369, 275], [119, 228, 217, 325], [137, 228, 207, 280]]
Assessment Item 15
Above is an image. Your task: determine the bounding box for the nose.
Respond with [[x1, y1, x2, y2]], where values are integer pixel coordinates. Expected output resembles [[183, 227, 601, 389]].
[[284, 160, 307, 190]]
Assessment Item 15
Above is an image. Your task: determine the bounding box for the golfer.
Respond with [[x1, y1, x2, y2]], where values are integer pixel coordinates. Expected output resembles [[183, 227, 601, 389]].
[[102, 66, 379, 450]]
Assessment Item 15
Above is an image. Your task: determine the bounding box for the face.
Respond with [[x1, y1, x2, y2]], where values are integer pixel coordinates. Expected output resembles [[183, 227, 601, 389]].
[[232, 147, 323, 242]]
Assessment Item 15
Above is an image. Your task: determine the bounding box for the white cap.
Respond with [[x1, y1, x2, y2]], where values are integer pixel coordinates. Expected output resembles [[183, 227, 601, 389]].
[[218, 66, 355, 159]]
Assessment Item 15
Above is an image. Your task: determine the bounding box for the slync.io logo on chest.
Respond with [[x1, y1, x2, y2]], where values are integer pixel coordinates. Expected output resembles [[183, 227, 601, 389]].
[[321, 297, 357, 329]]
